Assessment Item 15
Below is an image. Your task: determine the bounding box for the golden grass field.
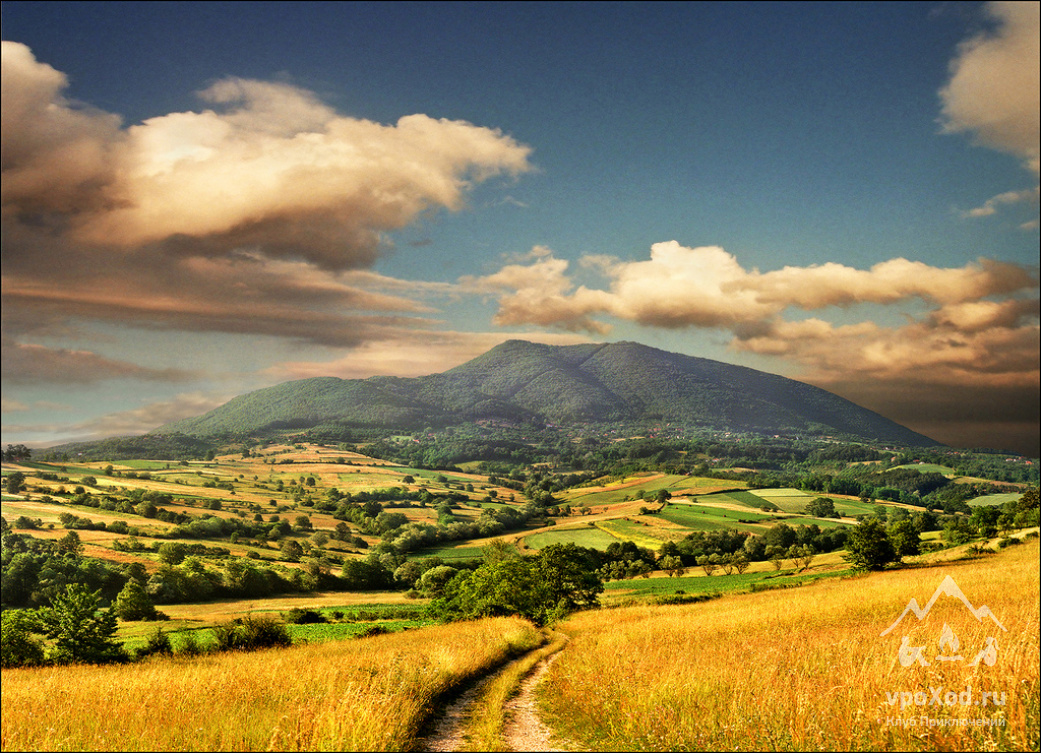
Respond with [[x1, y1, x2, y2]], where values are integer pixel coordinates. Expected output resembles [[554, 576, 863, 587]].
[[540, 540, 1040, 751], [0, 617, 542, 752]]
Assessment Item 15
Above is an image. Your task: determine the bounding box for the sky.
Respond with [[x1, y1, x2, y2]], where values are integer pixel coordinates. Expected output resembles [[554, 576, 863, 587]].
[[1, 1, 1038, 457]]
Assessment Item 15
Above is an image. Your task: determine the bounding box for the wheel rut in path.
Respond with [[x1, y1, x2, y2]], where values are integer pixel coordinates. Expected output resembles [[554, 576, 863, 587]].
[[416, 639, 577, 752], [502, 649, 572, 752]]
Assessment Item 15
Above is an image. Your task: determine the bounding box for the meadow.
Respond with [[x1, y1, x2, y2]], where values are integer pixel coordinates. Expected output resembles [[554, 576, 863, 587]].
[[1, 617, 543, 751], [540, 540, 1040, 752]]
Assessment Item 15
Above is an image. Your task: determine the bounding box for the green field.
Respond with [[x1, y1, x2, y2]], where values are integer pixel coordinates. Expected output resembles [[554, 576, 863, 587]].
[[892, 463, 955, 475], [603, 567, 849, 599], [563, 474, 748, 507], [746, 488, 818, 512], [968, 493, 1023, 507], [658, 502, 774, 533], [524, 526, 621, 551], [776, 515, 852, 529], [704, 489, 778, 509], [413, 545, 486, 560], [595, 519, 671, 548]]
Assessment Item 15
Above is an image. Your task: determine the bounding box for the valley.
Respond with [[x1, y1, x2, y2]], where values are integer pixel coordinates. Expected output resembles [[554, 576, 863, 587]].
[[2, 432, 1038, 750]]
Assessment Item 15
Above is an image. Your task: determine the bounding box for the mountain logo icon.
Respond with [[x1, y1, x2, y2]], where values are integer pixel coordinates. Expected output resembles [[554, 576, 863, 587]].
[[881, 575, 1006, 668]]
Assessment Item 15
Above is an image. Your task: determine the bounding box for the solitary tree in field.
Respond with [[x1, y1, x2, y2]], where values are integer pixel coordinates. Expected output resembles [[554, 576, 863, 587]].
[[844, 519, 897, 570]]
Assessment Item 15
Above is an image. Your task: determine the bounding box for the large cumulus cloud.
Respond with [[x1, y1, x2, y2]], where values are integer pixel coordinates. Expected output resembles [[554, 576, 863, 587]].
[[1, 41, 533, 382], [940, 1, 1040, 220]]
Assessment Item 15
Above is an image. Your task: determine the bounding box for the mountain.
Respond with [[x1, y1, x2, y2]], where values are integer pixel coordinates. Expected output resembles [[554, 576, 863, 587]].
[[155, 340, 940, 446]]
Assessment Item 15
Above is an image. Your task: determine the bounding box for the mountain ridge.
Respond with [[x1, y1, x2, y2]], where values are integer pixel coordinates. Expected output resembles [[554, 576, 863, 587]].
[[155, 340, 941, 447]]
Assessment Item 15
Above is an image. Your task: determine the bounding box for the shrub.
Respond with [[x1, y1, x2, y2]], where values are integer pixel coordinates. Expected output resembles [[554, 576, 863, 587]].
[[356, 624, 390, 638], [284, 608, 326, 624], [213, 615, 292, 651], [136, 626, 173, 659], [175, 630, 205, 657]]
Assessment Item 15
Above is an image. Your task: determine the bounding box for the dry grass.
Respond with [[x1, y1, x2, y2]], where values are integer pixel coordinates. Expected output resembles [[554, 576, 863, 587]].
[[541, 541, 1040, 751], [1, 617, 541, 752]]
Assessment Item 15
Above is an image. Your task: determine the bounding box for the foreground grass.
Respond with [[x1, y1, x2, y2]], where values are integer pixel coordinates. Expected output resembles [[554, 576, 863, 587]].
[[542, 541, 1040, 751], [1, 617, 542, 752]]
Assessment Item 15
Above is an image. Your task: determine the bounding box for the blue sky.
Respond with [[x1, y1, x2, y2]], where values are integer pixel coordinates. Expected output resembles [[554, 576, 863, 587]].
[[2, 1, 1038, 455]]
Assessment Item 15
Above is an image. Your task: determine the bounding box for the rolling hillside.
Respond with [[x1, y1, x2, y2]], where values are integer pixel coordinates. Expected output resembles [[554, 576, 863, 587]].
[[156, 340, 940, 446]]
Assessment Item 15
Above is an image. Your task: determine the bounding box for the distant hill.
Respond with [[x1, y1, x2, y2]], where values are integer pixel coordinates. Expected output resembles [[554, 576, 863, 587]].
[[155, 340, 941, 447]]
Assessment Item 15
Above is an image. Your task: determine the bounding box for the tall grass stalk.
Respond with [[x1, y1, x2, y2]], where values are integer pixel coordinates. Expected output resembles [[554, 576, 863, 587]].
[[1, 617, 540, 751], [541, 542, 1039, 751]]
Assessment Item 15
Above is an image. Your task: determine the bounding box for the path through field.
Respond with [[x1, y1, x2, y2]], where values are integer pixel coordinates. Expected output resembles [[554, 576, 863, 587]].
[[502, 650, 570, 752], [417, 641, 577, 752]]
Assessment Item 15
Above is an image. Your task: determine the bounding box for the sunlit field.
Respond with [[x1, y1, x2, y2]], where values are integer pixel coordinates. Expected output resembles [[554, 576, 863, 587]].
[[0, 617, 542, 752], [542, 541, 1040, 751]]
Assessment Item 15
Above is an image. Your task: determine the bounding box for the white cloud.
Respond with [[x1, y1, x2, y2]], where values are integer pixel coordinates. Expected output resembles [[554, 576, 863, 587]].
[[940, 1, 1040, 223]]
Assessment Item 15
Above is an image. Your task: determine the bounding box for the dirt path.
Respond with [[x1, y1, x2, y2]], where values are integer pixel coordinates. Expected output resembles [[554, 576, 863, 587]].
[[416, 641, 578, 752], [503, 649, 573, 752], [420, 670, 500, 752]]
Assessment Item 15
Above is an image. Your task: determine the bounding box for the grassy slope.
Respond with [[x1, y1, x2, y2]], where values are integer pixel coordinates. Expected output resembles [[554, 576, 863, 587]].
[[541, 540, 1040, 752], [1, 617, 543, 752]]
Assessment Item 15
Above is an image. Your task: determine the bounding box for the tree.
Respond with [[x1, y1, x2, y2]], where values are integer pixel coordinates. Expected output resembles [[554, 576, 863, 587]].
[[5, 471, 26, 495], [1, 610, 45, 668], [731, 552, 751, 575], [433, 557, 554, 625], [57, 530, 84, 556], [971, 505, 1001, 538], [280, 539, 304, 562], [39, 584, 125, 664], [417, 565, 459, 597], [113, 580, 164, 621], [805, 497, 839, 518], [844, 519, 897, 571], [790, 545, 816, 571], [659, 554, 686, 577], [157, 541, 189, 565], [697, 554, 720, 576], [888, 519, 921, 559], [536, 543, 603, 611]]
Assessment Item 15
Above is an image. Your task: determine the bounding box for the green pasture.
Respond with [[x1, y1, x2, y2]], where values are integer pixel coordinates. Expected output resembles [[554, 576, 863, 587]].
[[603, 566, 852, 600], [658, 503, 774, 533], [700, 490, 779, 509], [564, 474, 744, 508], [774, 515, 852, 529], [968, 493, 1022, 507], [110, 460, 183, 471], [524, 526, 621, 551], [746, 488, 818, 512], [892, 463, 955, 475], [827, 498, 879, 516], [595, 519, 669, 549], [334, 472, 410, 488], [287, 619, 430, 643], [413, 544, 486, 561]]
